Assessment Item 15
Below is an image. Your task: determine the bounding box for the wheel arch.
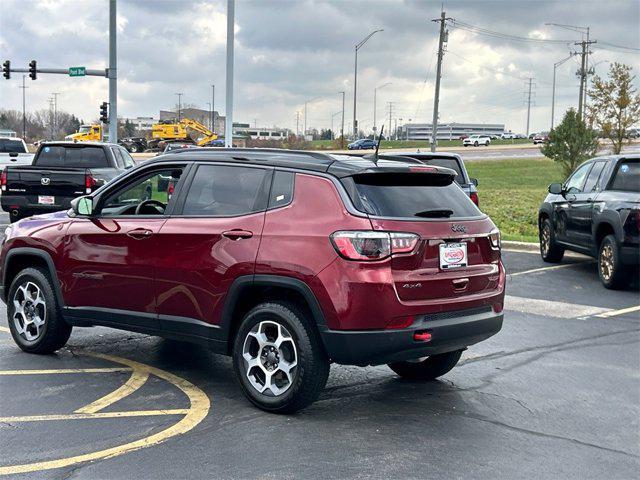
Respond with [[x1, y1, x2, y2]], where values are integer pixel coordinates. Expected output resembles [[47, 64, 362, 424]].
[[2, 248, 64, 306], [594, 221, 617, 249], [220, 275, 327, 355]]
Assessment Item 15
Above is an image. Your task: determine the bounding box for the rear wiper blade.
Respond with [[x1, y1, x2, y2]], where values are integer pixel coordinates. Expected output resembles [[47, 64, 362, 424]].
[[414, 209, 453, 218]]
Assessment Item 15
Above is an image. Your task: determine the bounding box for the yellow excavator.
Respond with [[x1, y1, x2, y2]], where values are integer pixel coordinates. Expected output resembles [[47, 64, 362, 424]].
[[65, 124, 102, 142], [149, 118, 218, 150]]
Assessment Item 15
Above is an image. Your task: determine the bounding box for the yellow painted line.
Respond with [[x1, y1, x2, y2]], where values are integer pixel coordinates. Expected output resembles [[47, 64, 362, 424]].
[[75, 368, 149, 414], [0, 367, 131, 376], [0, 352, 210, 476], [596, 305, 640, 318], [509, 261, 593, 277], [0, 409, 189, 423], [0, 326, 9, 333]]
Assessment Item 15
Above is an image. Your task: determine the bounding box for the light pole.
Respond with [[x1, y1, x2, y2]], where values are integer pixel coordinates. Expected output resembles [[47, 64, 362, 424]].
[[551, 54, 575, 131], [353, 29, 383, 139], [175, 93, 183, 121], [304, 96, 321, 138], [19, 75, 27, 139], [206, 102, 212, 130], [373, 82, 391, 138], [331, 111, 342, 140], [211, 84, 215, 131], [339, 91, 345, 148]]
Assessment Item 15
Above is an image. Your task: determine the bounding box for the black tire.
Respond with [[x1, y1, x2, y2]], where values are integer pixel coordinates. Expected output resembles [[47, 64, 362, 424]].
[[474, 141, 479, 146], [539, 217, 564, 263], [388, 350, 463, 380], [130, 144, 139, 153], [7, 267, 71, 354], [232, 301, 329, 414], [598, 234, 628, 290]]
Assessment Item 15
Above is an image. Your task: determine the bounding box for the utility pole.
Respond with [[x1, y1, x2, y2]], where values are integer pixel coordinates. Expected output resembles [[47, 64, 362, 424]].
[[340, 91, 345, 148], [430, 10, 450, 152], [525, 77, 534, 137], [551, 54, 574, 130], [576, 39, 596, 121], [50, 92, 60, 139], [387, 101, 394, 140], [108, 0, 117, 143], [19, 75, 27, 138], [225, 0, 235, 147], [211, 84, 215, 131], [353, 29, 383, 139], [295, 111, 301, 136], [175, 93, 183, 121]]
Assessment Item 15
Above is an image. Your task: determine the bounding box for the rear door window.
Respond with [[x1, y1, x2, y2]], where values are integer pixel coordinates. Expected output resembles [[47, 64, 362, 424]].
[[342, 173, 482, 219], [36, 146, 108, 168], [609, 160, 639, 192], [268, 171, 294, 208], [182, 165, 271, 216]]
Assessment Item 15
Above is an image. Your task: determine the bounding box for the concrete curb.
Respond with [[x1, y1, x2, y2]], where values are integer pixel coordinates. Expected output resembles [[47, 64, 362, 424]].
[[502, 240, 539, 252]]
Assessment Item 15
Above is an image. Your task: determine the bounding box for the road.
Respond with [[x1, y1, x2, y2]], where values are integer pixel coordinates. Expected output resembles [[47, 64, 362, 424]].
[[0, 250, 638, 479]]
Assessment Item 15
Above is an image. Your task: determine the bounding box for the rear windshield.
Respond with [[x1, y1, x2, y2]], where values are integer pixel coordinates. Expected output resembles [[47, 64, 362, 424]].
[[609, 160, 639, 192], [341, 174, 482, 219], [0, 139, 26, 153], [36, 146, 109, 168]]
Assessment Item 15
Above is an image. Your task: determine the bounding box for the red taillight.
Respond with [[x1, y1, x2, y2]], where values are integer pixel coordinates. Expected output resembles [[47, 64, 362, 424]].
[[470, 191, 479, 206], [330, 231, 419, 261], [385, 315, 415, 329], [167, 180, 175, 199], [413, 331, 432, 342], [409, 166, 438, 173], [85, 173, 96, 194], [494, 302, 504, 314], [1, 169, 6, 192]]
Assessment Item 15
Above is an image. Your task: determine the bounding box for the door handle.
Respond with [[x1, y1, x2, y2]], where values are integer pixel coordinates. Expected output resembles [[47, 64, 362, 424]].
[[222, 229, 253, 240], [127, 228, 153, 240]]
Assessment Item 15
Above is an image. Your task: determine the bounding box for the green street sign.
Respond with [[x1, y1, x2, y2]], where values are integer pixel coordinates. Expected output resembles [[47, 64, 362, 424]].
[[69, 66, 86, 77]]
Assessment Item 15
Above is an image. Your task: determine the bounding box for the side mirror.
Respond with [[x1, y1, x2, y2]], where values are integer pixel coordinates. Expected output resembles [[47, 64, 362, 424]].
[[70, 196, 94, 216], [548, 183, 563, 195], [470, 177, 479, 187]]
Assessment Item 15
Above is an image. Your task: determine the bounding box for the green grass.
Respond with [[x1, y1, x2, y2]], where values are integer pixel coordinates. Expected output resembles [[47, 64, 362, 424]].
[[309, 138, 533, 150], [465, 158, 564, 242]]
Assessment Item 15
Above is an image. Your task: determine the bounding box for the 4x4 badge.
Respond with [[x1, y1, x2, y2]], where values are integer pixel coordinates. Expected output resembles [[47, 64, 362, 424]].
[[451, 224, 467, 233]]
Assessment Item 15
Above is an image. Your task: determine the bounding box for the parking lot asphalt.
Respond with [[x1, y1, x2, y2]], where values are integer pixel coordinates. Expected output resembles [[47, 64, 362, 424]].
[[0, 250, 639, 479]]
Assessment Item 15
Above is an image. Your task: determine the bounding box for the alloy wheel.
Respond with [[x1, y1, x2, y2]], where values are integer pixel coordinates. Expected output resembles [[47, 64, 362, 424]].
[[600, 244, 614, 281], [541, 224, 550, 255], [12, 281, 46, 342], [242, 320, 298, 396]]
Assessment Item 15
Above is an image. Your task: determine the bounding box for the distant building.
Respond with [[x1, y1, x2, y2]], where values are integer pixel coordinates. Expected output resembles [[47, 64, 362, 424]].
[[121, 116, 158, 132], [159, 108, 225, 134], [0, 128, 17, 137], [232, 124, 290, 141], [399, 122, 505, 141]]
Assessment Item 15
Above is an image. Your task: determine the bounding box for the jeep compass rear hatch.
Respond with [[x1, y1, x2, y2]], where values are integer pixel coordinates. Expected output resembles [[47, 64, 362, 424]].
[[338, 167, 501, 302]]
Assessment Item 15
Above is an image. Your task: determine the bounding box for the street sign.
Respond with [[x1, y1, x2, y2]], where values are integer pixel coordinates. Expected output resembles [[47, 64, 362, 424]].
[[69, 66, 86, 77]]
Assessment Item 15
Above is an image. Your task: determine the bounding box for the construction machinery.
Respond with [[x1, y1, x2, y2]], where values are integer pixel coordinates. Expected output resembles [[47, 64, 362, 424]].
[[149, 118, 218, 150], [65, 124, 102, 142]]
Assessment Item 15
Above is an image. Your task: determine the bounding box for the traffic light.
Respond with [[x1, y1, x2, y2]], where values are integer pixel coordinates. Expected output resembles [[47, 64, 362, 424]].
[[99, 102, 109, 123], [2, 60, 9, 80], [28, 60, 37, 80]]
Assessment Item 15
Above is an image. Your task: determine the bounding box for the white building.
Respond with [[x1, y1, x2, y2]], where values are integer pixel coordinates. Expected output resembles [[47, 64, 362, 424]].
[[232, 124, 290, 141], [121, 116, 158, 132], [399, 122, 505, 141]]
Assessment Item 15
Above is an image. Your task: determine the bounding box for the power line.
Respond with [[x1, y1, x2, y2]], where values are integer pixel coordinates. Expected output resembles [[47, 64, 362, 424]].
[[449, 20, 574, 45]]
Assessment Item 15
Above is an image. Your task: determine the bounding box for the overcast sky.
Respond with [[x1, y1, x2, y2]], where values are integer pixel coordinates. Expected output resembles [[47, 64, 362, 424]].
[[1, 0, 639, 134]]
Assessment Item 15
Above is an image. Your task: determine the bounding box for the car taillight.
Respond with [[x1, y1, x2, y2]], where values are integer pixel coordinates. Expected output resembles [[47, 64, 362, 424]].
[[470, 191, 479, 206], [330, 231, 419, 261], [489, 228, 501, 250], [1, 169, 6, 192], [85, 173, 96, 194], [167, 180, 175, 198]]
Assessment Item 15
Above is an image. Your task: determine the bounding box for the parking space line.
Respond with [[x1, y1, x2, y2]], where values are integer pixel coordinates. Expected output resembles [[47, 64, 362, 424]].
[[75, 368, 150, 414], [509, 261, 593, 277], [0, 409, 190, 424], [0, 367, 131, 375], [0, 326, 9, 333], [596, 305, 640, 318], [505, 295, 611, 319]]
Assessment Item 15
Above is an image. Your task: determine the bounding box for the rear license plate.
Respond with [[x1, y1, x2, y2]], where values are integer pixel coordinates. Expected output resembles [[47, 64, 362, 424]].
[[439, 242, 468, 269], [38, 196, 55, 205]]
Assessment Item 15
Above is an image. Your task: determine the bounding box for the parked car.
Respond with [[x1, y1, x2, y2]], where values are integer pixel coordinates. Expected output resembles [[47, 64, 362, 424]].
[[206, 139, 226, 147], [458, 134, 469, 141], [515, 133, 527, 139], [384, 151, 480, 206], [0, 149, 505, 413], [0, 141, 134, 223], [501, 132, 517, 140], [539, 154, 639, 289], [0, 137, 35, 167], [533, 132, 549, 145], [158, 143, 199, 155], [528, 133, 537, 139], [624, 128, 639, 139], [119, 137, 147, 153], [347, 138, 377, 150], [463, 135, 491, 147]]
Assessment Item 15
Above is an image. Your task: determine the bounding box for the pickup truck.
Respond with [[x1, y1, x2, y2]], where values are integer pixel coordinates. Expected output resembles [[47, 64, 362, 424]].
[[539, 154, 639, 289], [1, 141, 134, 222], [0, 137, 35, 168]]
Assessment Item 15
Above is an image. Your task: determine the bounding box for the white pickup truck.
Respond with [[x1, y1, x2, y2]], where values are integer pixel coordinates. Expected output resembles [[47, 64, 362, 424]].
[[0, 137, 35, 168]]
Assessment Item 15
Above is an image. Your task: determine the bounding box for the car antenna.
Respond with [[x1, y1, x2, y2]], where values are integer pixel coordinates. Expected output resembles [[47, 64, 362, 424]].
[[373, 125, 384, 164]]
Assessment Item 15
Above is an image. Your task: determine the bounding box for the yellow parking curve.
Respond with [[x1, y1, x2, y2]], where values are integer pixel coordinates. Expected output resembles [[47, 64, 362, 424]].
[[0, 351, 211, 475]]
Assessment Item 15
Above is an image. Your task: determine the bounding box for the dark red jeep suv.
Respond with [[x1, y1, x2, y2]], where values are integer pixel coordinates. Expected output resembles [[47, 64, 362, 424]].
[[0, 149, 505, 412]]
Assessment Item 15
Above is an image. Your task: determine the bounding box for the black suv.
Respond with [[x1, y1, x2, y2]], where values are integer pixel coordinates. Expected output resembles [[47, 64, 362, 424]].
[[539, 155, 639, 288]]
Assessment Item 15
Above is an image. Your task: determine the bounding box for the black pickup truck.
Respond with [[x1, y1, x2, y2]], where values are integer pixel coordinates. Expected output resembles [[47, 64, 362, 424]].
[[539, 154, 639, 289], [1, 141, 134, 222]]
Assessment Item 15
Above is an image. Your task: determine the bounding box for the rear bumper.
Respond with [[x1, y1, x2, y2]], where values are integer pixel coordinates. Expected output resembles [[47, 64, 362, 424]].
[[1, 196, 73, 214], [320, 307, 503, 366]]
